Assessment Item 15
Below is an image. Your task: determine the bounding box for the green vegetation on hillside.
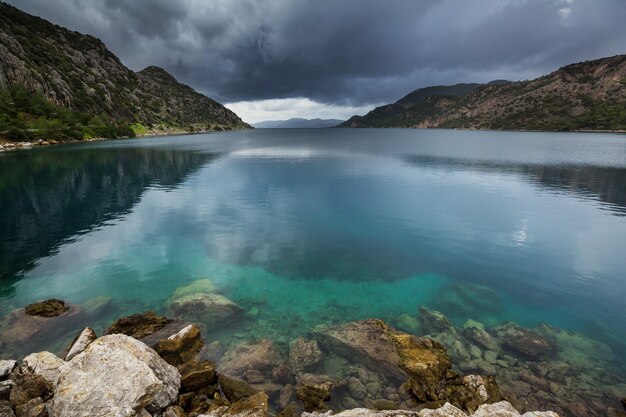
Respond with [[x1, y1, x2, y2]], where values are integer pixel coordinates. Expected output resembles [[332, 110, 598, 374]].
[[0, 85, 134, 141]]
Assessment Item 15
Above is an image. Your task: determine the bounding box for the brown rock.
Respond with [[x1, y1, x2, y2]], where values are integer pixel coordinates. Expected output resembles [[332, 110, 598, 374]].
[[0, 400, 15, 417], [14, 397, 47, 417], [496, 324, 558, 360], [294, 374, 335, 412], [442, 374, 501, 413], [105, 312, 172, 339], [9, 365, 53, 407], [278, 384, 294, 409], [219, 375, 258, 403], [154, 325, 205, 366], [288, 338, 322, 372], [243, 370, 265, 384], [219, 340, 281, 377], [24, 300, 67, 318], [179, 360, 216, 392], [214, 391, 269, 417], [271, 364, 292, 384], [163, 405, 187, 417]]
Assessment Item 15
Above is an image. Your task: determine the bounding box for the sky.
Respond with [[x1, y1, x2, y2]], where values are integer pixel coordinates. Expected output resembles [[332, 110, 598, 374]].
[[7, 0, 626, 123]]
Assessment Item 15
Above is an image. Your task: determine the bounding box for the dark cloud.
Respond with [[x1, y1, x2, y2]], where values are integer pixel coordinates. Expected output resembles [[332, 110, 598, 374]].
[[6, 0, 626, 105]]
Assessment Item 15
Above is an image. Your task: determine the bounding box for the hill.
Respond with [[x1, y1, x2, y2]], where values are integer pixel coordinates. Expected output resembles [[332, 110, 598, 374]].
[[340, 56, 626, 131], [253, 118, 344, 128], [0, 2, 249, 142]]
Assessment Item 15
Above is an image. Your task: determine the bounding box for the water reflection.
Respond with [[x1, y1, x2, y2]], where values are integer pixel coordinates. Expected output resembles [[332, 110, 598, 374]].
[[0, 147, 219, 282]]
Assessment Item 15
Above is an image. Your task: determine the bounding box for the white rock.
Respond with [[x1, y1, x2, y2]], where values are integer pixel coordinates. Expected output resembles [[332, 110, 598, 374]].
[[22, 351, 65, 386], [52, 334, 180, 417], [420, 402, 468, 417], [521, 413, 560, 417], [472, 401, 520, 417], [0, 359, 17, 379], [65, 327, 97, 361]]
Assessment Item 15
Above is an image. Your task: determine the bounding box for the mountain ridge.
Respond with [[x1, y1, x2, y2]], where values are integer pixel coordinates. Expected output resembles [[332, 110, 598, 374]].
[[253, 118, 344, 128], [340, 55, 626, 131], [0, 1, 249, 142]]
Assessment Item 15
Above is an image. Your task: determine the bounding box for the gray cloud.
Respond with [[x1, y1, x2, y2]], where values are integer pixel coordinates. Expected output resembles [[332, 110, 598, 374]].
[[7, 0, 626, 106]]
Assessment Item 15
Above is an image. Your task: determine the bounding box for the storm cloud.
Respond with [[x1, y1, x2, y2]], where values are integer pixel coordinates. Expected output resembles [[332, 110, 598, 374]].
[[6, 0, 626, 119]]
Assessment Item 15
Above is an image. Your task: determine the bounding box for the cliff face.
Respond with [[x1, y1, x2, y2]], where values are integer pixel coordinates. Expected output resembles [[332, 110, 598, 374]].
[[0, 2, 248, 140], [341, 55, 626, 131]]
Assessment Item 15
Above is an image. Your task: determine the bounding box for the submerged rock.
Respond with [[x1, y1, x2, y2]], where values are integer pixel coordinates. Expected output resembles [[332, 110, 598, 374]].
[[219, 375, 258, 403], [52, 334, 180, 417], [313, 319, 451, 402], [289, 338, 322, 372], [168, 293, 243, 326], [418, 307, 457, 336], [64, 327, 97, 361], [172, 279, 215, 299], [496, 324, 557, 360], [219, 339, 281, 377], [105, 311, 173, 339], [24, 300, 68, 318]]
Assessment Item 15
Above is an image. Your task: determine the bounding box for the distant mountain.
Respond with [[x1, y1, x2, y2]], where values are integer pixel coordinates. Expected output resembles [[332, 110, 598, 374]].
[[0, 2, 249, 142], [253, 118, 344, 128], [340, 55, 626, 131]]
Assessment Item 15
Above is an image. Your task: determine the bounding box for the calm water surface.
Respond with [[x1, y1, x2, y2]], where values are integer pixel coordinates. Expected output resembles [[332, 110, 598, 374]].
[[1, 128, 625, 412]]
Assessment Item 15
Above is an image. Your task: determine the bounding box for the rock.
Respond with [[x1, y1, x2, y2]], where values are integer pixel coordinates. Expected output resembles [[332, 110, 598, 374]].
[[64, 327, 97, 361], [295, 374, 335, 412], [442, 374, 501, 413], [243, 370, 265, 384], [81, 296, 113, 316], [468, 345, 482, 360], [347, 377, 367, 399], [419, 403, 468, 417], [172, 279, 215, 299], [52, 334, 180, 417], [14, 397, 47, 417], [463, 327, 498, 351], [313, 319, 451, 402], [418, 307, 457, 335], [219, 375, 257, 403], [105, 312, 173, 339], [0, 381, 12, 401], [496, 324, 557, 360], [279, 385, 294, 409], [302, 409, 422, 417], [201, 391, 268, 417], [0, 361, 17, 380], [395, 314, 422, 334], [0, 400, 15, 417], [9, 365, 54, 407], [168, 293, 243, 326], [219, 340, 281, 377], [179, 360, 216, 392], [21, 352, 64, 386], [289, 339, 322, 372], [471, 400, 519, 417], [367, 399, 397, 410], [163, 405, 187, 417], [521, 412, 560, 417], [272, 364, 292, 384], [622, 397, 626, 411], [154, 325, 205, 366], [24, 300, 67, 318]]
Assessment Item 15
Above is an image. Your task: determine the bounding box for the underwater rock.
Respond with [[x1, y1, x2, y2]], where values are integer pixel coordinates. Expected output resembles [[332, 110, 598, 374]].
[[21, 352, 64, 387], [272, 364, 292, 384], [442, 374, 501, 413], [168, 293, 243, 327], [289, 338, 322, 372], [219, 339, 281, 377], [52, 334, 180, 417], [418, 307, 457, 336], [105, 311, 173, 339], [395, 314, 422, 334], [64, 327, 97, 361], [496, 324, 557, 360], [244, 370, 265, 384], [154, 324, 205, 366], [295, 374, 337, 412], [313, 319, 451, 402], [24, 300, 67, 318], [218, 375, 258, 403], [178, 359, 216, 392], [432, 284, 503, 317], [347, 377, 367, 400], [462, 326, 498, 352], [81, 296, 113, 316], [172, 279, 215, 299], [279, 384, 294, 409]]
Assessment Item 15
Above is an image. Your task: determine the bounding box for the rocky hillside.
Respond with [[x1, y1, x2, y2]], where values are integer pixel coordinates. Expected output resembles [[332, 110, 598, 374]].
[[341, 55, 626, 131], [0, 2, 248, 142]]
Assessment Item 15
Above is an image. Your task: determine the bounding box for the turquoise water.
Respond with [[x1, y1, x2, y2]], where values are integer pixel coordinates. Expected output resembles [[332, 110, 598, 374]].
[[0, 129, 625, 410]]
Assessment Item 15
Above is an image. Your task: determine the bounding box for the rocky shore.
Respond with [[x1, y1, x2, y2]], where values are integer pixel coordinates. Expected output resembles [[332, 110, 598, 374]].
[[0, 298, 569, 417]]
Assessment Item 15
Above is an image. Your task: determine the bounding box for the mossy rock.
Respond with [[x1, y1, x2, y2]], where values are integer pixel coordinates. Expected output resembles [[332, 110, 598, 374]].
[[172, 279, 215, 299], [24, 299, 68, 317]]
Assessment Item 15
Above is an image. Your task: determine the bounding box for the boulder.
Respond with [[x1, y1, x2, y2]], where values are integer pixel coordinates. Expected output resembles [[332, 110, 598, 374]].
[[163, 405, 187, 417], [81, 296, 113, 316], [105, 312, 173, 339], [9, 364, 54, 407], [154, 325, 205, 366], [243, 370, 265, 384], [419, 403, 468, 417], [64, 327, 97, 361], [172, 279, 215, 299], [0, 400, 15, 417], [313, 319, 451, 402], [0, 360, 17, 380], [463, 327, 498, 352], [21, 352, 64, 386], [168, 293, 243, 326], [14, 397, 47, 417], [25, 300, 67, 318], [289, 339, 322, 372], [496, 324, 557, 360], [218, 375, 257, 403], [201, 391, 268, 417], [295, 374, 335, 412], [442, 374, 501, 413], [271, 364, 292, 384], [179, 360, 216, 392], [219, 340, 281, 377], [418, 307, 457, 335], [52, 334, 180, 417]]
